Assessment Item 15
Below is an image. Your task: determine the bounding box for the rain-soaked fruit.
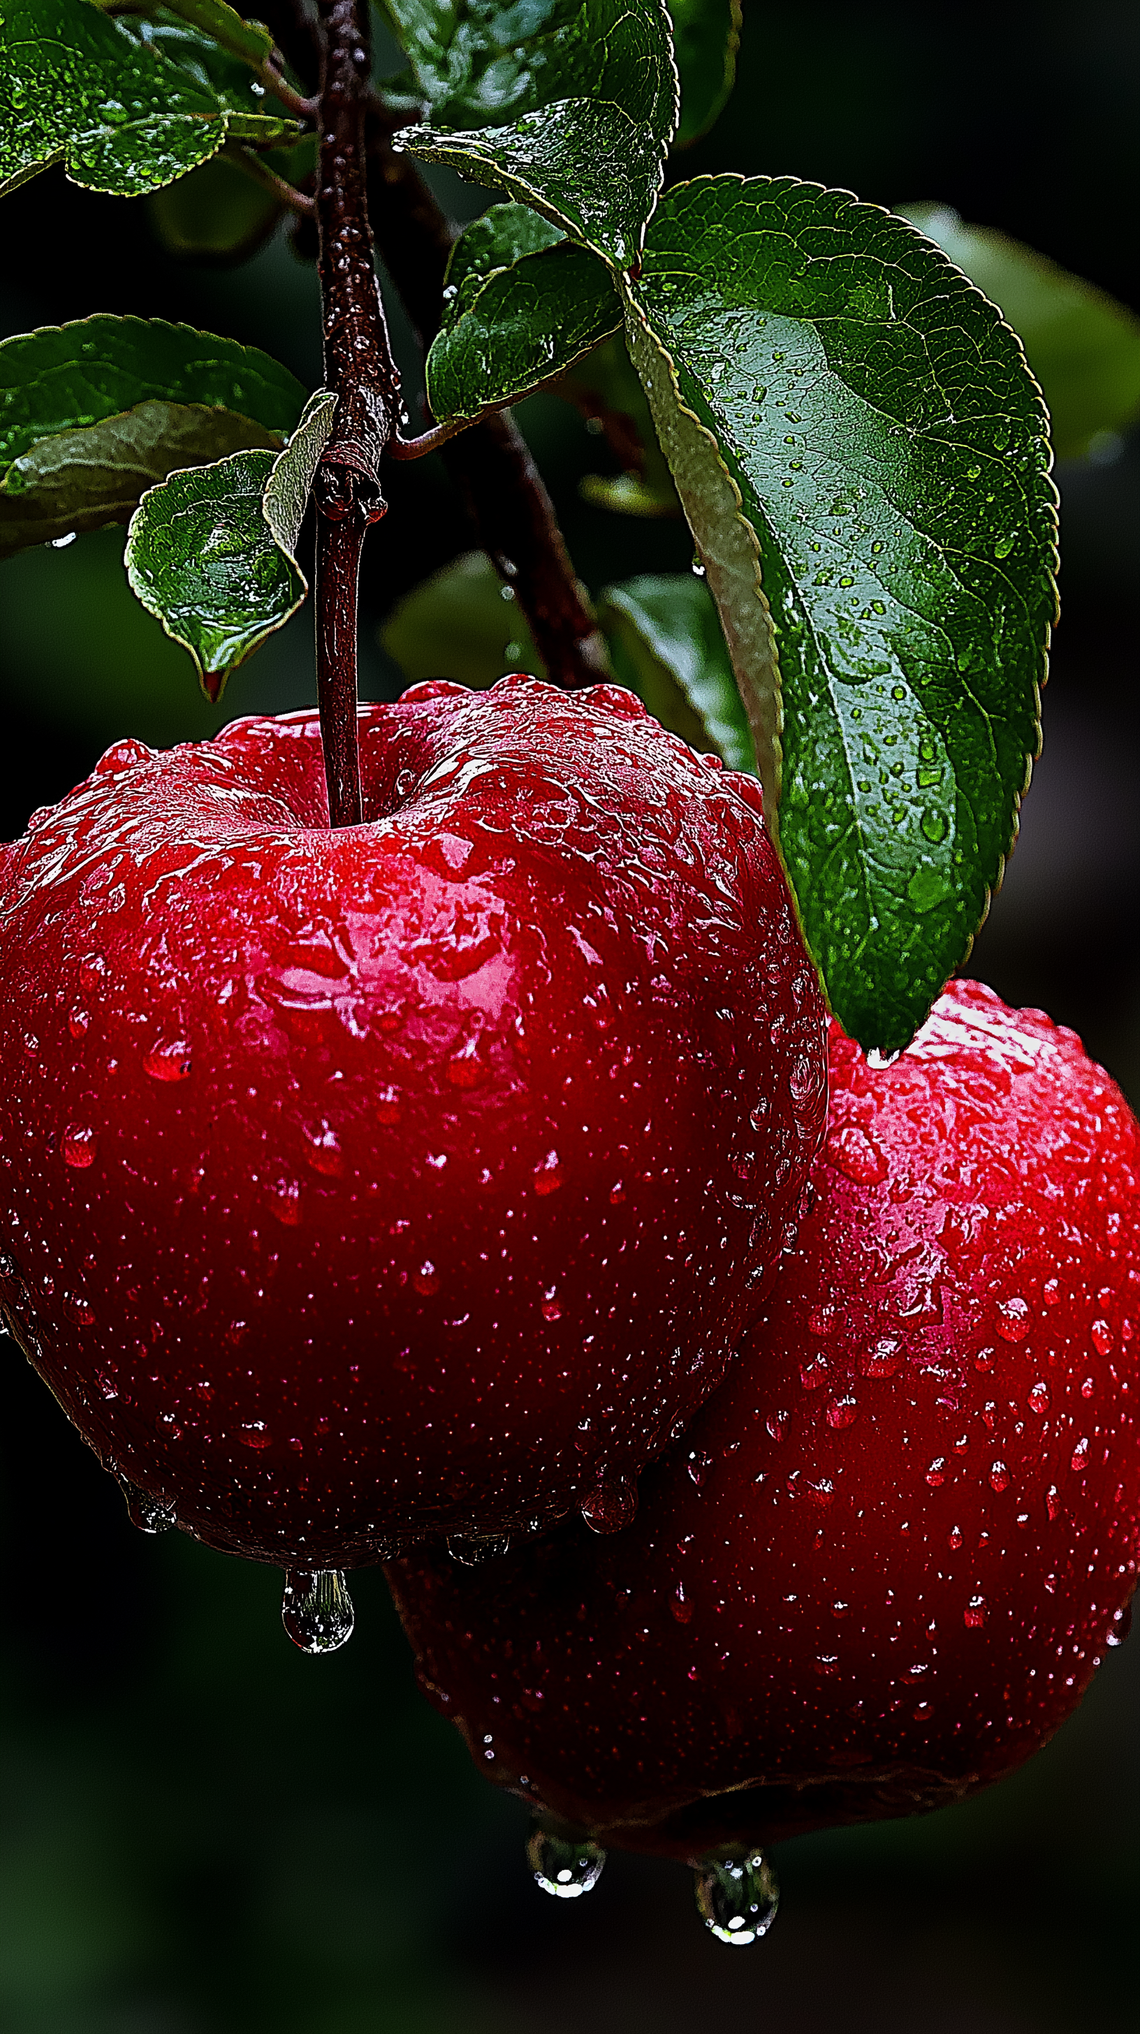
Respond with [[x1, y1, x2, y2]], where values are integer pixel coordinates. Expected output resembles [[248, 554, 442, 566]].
[[386, 981, 1140, 1891], [0, 676, 826, 1576]]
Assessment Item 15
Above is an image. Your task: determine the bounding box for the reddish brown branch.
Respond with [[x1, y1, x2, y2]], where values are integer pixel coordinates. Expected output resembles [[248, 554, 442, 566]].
[[313, 0, 402, 826]]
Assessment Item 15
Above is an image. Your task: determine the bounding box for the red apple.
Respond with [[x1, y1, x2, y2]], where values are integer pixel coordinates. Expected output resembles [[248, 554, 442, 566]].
[[0, 676, 826, 1584], [386, 982, 1140, 1875]]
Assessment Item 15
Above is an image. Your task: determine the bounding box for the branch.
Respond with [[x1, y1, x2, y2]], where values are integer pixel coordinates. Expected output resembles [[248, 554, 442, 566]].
[[313, 0, 403, 827], [222, 141, 314, 217], [255, 0, 605, 689]]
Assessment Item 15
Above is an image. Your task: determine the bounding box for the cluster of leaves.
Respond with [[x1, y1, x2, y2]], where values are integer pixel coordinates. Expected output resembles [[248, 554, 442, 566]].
[[2, 0, 1139, 1050]]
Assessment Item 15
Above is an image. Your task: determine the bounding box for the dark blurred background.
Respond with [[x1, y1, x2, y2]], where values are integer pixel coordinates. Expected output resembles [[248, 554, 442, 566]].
[[1, 3, 1137, 2028]]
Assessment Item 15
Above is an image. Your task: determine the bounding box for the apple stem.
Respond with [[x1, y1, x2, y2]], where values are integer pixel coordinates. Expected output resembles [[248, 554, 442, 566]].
[[313, 0, 402, 827], [254, 0, 606, 690]]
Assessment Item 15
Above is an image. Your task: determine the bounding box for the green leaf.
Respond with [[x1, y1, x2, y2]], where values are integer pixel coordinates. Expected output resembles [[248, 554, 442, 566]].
[[0, 317, 305, 470], [626, 176, 1058, 1053], [384, 0, 676, 133], [558, 332, 679, 515], [382, 550, 544, 686], [0, 399, 284, 559], [126, 448, 308, 697], [669, 0, 740, 145], [0, 315, 306, 556], [0, 0, 289, 202], [898, 202, 1140, 461], [426, 205, 620, 423], [263, 387, 337, 553], [392, 0, 678, 267], [599, 573, 755, 769], [140, 0, 275, 70], [123, 17, 296, 142]]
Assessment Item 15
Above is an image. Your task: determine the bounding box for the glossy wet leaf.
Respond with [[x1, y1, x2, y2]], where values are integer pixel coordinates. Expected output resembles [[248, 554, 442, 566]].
[[0, 318, 305, 471], [626, 177, 1057, 1052], [394, 0, 678, 267], [426, 205, 620, 422], [0, 401, 286, 559], [0, 0, 287, 202], [382, 550, 544, 686], [263, 388, 337, 553], [125, 450, 307, 695], [384, 0, 677, 134], [669, 0, 740, 145], [0, 316, 305, 557], [599, 574, 755, 770], [123, 16, 296, 142], [898, 203, 1140, 461]]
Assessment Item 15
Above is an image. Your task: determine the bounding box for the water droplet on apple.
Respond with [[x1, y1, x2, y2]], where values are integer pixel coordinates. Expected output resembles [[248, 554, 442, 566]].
[[144, 1039, 192, 1082], [580, 1476, 638, 1534], [693, 1850, 779, 1945], [448, 1535, 511, 1565], [118, 1476, 175, 1533], [63, 1125, 97, 1168], [281, 1568, 355, 1652], [527, 1824, 606, 1898]]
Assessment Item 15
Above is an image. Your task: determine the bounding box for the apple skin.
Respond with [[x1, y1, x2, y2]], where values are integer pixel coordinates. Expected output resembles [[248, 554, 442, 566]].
[[386, 982, 1140, 1856], [0, 676, 826, 1567]]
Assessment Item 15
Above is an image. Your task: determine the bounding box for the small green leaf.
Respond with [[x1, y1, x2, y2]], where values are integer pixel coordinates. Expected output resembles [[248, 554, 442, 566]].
[[627, 176, 1058, 1052], [392, 0, 678, 268], [426, 206, 620, 423], [599, 573, 755, 770], [669, 0, 740, 145], [263, 388, 337, 552], [0, 400, 283, 559], [898, 202, 1140, 461], [125, 449, 307, 696], [0, 316, 306, 556], [382, 550, 544, 687], [0, 0, 292, 202], [124, 17, 297, 143]]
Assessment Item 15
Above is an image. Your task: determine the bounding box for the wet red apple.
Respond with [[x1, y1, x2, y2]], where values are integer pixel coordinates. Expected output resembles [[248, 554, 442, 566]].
[[0, 676, 826, 1610], [387, 982, 1140, 1918]]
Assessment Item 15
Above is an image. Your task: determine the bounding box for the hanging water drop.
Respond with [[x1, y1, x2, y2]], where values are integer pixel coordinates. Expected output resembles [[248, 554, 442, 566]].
[[281, 1568, 355, 1653], [693, 1849, 779, 1945], [119, 1475, 175, 1534], [527, 1823, 606, 1898]]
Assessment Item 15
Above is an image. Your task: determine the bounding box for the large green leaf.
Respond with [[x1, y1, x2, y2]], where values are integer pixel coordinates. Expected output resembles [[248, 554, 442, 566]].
[[393, 0, 678, 267], [669, 0, 740, 145], [599, 573, 755, 769], [899, 202, 1140, 461], [0, 316, 305, 556], [625, 176, 1058, 1053], [122, 16, 295, 140], [0, 0, 289, 201], [426, 204, 620, 422], [123, 389, 334, 696]]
